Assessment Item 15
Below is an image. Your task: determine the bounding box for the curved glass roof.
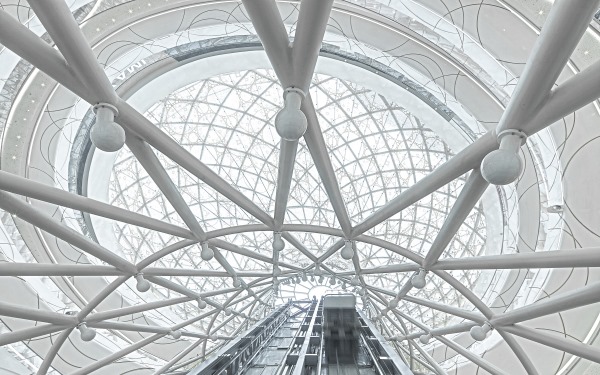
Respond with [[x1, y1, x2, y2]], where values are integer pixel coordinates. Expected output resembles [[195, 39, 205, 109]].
[[108, 69, 487, 331], [1, 0, 600, 374]]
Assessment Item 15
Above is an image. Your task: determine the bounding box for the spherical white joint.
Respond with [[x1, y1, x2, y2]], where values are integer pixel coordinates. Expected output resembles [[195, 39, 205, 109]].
[[314, 264, 322, 276], [388, 298, 398, 309], [272, 265, 282, 277], [329, 276, 336, 286], [233, 277, 242, 288], [273, 232, 285, 252], [275, 88, 307, 141], [410, 268, 428, 289], [340, 240, 354, 260], [318, 275, 324, 284], [91, 103, 126, 152], [197, 297, 207, 309], [481, 130, 527, 185], [200, 242, 214, 261], [301, 272, 308, 282], [470, 322, 492, 341], [350, 275, 360, 286], [419, 333, 432, 345], [224, 307, 232, 316], [169, 330, 182, 339], [135, 273, 151, 293], [77, 323, 96, 342]]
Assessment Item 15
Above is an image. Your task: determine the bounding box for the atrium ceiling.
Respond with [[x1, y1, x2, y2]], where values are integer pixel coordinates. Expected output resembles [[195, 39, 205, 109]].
[[1, 0, 600, 374]]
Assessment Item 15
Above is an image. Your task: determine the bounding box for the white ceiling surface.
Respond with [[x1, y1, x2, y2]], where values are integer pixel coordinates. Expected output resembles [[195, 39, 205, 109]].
[[0, 0, 599, 374]]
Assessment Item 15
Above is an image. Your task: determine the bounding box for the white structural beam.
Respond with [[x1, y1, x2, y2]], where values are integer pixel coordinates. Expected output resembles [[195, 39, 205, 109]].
[[387, 305, 500, 375], [136, 239, 198, 269], [210, 238, 303, 271], [0, 301, 77, 326], [116, 100, 275, 227], [0, 11, 89, 99], [0, 9, 274, 228], [433, 247, 600, 270], [87, 297, 192, 323], [422, 169, 488, 268], [27, 0, 117, 104], [375, 304, 446, 375], [0, 263, 123, 276], [70, 334, 164, 375], [396, 322, 476, 341], [501, 324, 600, 364], [77, 276, 129, 321], [290, 0, 335, 93], [126, 136, 206, 240], [301, 96, 353, 236], [496, 330, 539, 375], [36, 328, 74, 375], [403, 296, 485, 323], [316, 239, 345, 263], [241, 0, 291, 80], [435, 335, 507, 375], [0, 324, 66, 346], [495, 0, 600, 136], [241, 0, 352, 236], [273, 140, 299, 230], [88, 321, 175, 335], [528, 59, 600, 135], [147, 268, 273, 278], [153, 339, 204, 375], [364, 284, 485, 323], [0, 171, 193, 239], [491, 281, 600, 327], [352, 132, 496, 237], [281, 232, 319, 262], [353, 263, 420, 275], [409, 339, 448, 375], [212, 247, 240, 281], [0, 191, 137, 274]]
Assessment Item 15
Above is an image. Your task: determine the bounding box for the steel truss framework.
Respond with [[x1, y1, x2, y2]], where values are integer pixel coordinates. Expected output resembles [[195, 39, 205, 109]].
[[0, 0, 600, 374]]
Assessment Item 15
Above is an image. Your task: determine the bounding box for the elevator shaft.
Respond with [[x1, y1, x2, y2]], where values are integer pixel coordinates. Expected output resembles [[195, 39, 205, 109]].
[[187, 296, 414, 375]]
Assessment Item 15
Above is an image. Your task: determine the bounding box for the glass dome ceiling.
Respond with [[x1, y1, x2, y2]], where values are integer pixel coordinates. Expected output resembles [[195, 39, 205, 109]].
[[1, 0, 600, 374], [107, 69, 488, 331]]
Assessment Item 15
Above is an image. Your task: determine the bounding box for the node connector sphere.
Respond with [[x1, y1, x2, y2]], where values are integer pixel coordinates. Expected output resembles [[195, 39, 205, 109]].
[[481, 149, 522, 185], [275, 88, 307, 141], [91, 103, 126, 152], [470, 322, 492, 341], [481, 130, 527, 185], [341, 240, 354, 260]]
